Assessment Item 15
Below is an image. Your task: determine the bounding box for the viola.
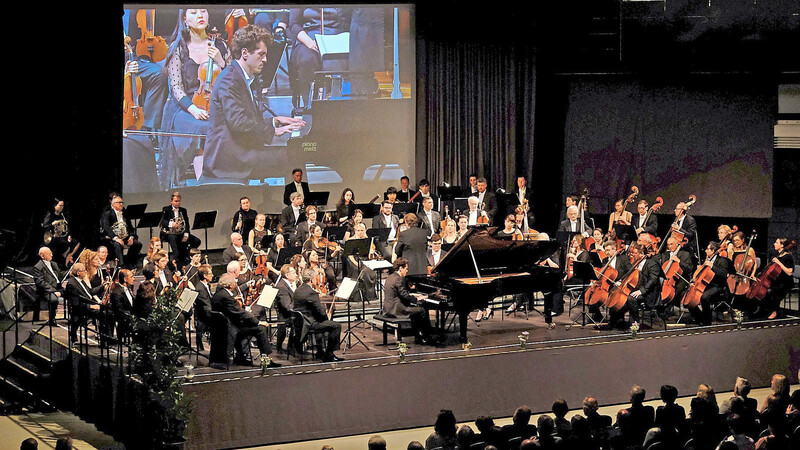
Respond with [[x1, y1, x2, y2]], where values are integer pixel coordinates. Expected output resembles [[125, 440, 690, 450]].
[[681, 229, 735, 308], [135, 9, 168, 62], [440, 205, 451, 232], [225, 9, 249, 46], [746, 240, 796, 301], [316, 237, 341, 256], [123, 36, 144, 130], [254, 250, 269, 277], [727, 231, 757, 296], [191, 28, 221, 112]]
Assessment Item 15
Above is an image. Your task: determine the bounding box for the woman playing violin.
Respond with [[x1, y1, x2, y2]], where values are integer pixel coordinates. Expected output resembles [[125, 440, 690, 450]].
[[716, 225, 733, 257], [344, 208, 364, 241], [302, 225, 338, 291], [760, 238, 795, 320], [264, 233, 286, 283], [496, 215, 523, 239], [161, 8, 230, 187], [248, 213, 272, 250], [608, 198, 632, 232], [289, 253, 307, 284]]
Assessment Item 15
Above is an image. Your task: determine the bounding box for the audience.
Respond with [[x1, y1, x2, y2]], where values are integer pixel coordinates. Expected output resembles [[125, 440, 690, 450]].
[[368, 435, 386, 450], [20, 438, 38, 450], [552, 398, 572, 440], [426, 409, 458, 450]]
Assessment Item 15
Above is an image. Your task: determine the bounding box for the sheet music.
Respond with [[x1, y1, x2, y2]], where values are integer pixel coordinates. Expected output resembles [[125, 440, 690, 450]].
[[257, 285, 279, 309], [335, 277, 358, 300], [363, 259, 392, 270], [315, 32, 350, 57], [177, 289, 198, 313]]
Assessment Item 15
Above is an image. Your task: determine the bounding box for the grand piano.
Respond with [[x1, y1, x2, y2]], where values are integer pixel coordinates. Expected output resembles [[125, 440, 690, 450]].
[[406, 227, 562, 343]]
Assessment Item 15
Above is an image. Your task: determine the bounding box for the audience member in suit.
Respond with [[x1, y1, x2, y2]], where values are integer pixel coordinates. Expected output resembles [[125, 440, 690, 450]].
[[625, 385, 655, 445], [582, 396, 612, 445], [382, 258, 437, 345], [222, 232, 253, 265], [607, 409, 638, 450], [372, 201, 400, 260], [109, 269, 136, 338], [280, 191, 306, 239], [456, 424, 477, 450], [158, 191, 201, 267], [32, 247, 63, 324], [231, 196, 258, 242], [294, 204, 325, 245], [501, 405, 539, 445], [631, 200, 658, 237], [283, 168, 310, 206], [211, 274, 279, 367], [567, 415, 595, 450], [474, 416, 504, 449], [100, 193, 142, 269], [412, 179, 439, 211], [607, 243, 662, 330], [396, 175, 417, 202], [471, 177, 497, 226], [417, 197, 441, 238], [64, 263, 105, 343], [292, 269, 343, 362], [655, 385, 685, 445], [394, 214, 429, 276], [535, 415, 563, 449], [552, 398, 573, 440], [272, 264, 297, 352], [425, 409, 458, 450], [193, 264, 215, 351]]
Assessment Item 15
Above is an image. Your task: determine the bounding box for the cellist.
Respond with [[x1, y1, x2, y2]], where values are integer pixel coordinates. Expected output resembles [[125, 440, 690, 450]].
[[588, 240, 631, 322], [607, 243, 661, 330], [687, 242, 733, 326], [658, 236, 694, 317], [759, 238, 795, 320], [671, 201, 699, 261]]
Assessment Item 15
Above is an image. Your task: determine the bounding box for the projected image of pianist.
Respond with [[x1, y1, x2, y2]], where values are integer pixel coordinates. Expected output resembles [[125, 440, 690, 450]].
[[203, 25, 305, 181]]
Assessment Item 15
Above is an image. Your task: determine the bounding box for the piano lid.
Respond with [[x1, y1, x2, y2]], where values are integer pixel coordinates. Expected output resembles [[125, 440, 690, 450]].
[[431, 227, 560, 279]]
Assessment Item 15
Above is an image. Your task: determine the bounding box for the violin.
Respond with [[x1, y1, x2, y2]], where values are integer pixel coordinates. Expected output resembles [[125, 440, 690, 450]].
[[191, 28, 221, 112], [224, 9, 249, 46], [135, 9, 168, 62], [727, 231, 757, 296], [745, 240, 796, 301], [312, 268, 328, 295], [682, 228, 736, 308], [440, 205, 451, 232], [476, 202, 489, 225], [317, 237, 341, 256], [254, 250, 269, 277], [123, 36, 144, 130]]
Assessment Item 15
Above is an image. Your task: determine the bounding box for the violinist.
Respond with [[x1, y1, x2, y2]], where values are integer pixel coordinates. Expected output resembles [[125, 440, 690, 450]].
[[671, 202, 698, 259], [413, 179, 439, 210], [222, 232, 253, 265], [302, 225, 338, 291], [345, 223, 378, 299], [631, 200, 658, 237], [283, 168, 311, 206], [152, 251, 173, 294], [466, 196, 488, 226], [161, 9, 230, 184], [607, 243, 661, 330], [372, 201, 400, 260], [32, 247, 64, 325], [134, 265, 157, 319], [79, 250, 102, 289], [557, 235, 592, 316], [343, 209, 364, 241], [280, 192, 305, 238], [159, 192, 201, 267], [226, 260, 254, 301], [418, 197, 441, 238], [688, 242, 733, 326], [296, 204, 325, 244], [335, 188, 356, 225], [441, 218, 459, 245], [42, 198, 78, 266], [608, 198, 633, 232], [232, 197, 258, 242], [659, 236, 694, 315], [293, 269, 345, 362], [759, 238, 795, 320], [472, 178, 497, 226], [289, 254, 307, 284], [101, 194, 142, 270], [496, 215, 523, 239], [248, 213, 272, 250], [183, 249, 202, 287]]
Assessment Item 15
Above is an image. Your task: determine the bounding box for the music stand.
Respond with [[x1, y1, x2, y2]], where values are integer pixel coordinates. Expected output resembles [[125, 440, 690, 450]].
[[304, 191, 330, 207], [613, 223, 637, 243], [138, 212, 163, 241], [126, 203, 147, 229], [566, 261, 600, 329], [437, 185, 462, 201], [392, 202, 419, 218], [366, 227, 391, 243], [353, 203, 380, 219], [275, 246, 301, 267], [453, 197, 470, 215], [324, 226, 346, 241], [192, 211, 218, 253], [342, 237, 373, 336], [336, 277, 368, 352]]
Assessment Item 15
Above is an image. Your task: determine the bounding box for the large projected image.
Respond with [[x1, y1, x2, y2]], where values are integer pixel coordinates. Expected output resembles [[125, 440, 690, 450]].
[[122, 5, 415, 248]]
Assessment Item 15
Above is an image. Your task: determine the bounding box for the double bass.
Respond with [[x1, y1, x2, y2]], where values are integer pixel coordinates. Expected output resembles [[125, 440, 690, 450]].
[[681, 227, 736, 308], [615, 186, 639, 225], [135, 9, 168, 62], [727, 231, 757, 296], [639, 197, 664, 245], [123, 36, 144, 130], [745, 240, 797, 301]]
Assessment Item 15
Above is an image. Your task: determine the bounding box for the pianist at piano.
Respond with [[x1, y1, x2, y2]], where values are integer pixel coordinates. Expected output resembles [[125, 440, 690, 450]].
[[383, 258, 439, 346]]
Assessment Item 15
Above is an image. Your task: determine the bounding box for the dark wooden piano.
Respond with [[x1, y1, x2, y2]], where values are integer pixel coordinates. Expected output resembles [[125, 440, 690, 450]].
[[406, 227, 562, 343]]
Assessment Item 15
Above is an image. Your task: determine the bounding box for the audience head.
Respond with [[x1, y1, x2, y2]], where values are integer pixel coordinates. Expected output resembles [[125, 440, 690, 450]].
[[734, 377, 751, 398], [582, 396, 599, 415], [519, 439, 537, 450], [367, 435, 386, 450], [697, 383, 717, 406], [456, 425, 475, 447], [537, 415, 555, 436], [54, 437, 73, 450], [726, 413, 746, 435], [434, 409, 457, 437], [406, 441, 424, 450], [475, 415, 495, 433], [20, 438, 38, 450], [660, 385, 678, 404], [630, 385, 646, 405], [770, 373, 789, 399], [571, 415, 590, 439], [513, 405, 532, 425], [552, 398, 569, 418]]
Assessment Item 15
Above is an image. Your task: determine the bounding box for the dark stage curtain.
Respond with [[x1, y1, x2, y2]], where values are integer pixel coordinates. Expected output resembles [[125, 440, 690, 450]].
[[418, 39, 537, 194]]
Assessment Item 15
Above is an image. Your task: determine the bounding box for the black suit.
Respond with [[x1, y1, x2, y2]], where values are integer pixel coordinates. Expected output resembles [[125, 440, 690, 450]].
[[426, 248, 444, 269], [273, 279, 295, 351], [280, 204, 305, 237], [631, 213, 658, 237], [413, 193, 439, 211], [691, 255, 734, 325], [211, 288, 272, 360], [100, 208, 142, 268], [293, 283, 341, 357], [383, 272, 431, 339], [673, 214, 698, 258], [371, 213, 400, 259], [32, 260, 62, 322], [394, 226, 429, 276], [110, 284, 135, 337], [193, 281, 214, 348], [64, 276, 104, 341], [158, 205, 201, 267], [511, 187, 536, 229], [203, 60, 277, 179], [471, 190, 497, 225], [558, 219, 586, 234], [417, 209, 441, 237], [626, 403, 655, 445], [659, 248, 694, 306], [609, 256, 662, 326], [222, 244, 253, 265], [283, 181, 310, 206]]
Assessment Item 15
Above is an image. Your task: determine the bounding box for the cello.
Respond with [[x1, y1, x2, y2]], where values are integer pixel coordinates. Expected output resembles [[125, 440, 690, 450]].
[[681, 227, 736, 308], [727, 231, 757, 296], [745, 240, 797, 301], [123, 36, 144, 130], [605, 246, 648, 311], [191, 28, 221, 112], [660, 237, 689, 304], [585, 247, 625, 307], [135, 9, 168, 62], [658, 195, 696, 254], [640, 197, 664, 244]]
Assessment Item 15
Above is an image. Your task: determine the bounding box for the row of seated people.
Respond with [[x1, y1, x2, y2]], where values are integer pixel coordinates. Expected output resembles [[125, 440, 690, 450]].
[[363, 373, 800, 450]]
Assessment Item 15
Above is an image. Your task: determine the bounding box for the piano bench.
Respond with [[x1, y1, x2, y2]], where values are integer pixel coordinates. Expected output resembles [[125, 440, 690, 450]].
[[372, 314, 412, 346]]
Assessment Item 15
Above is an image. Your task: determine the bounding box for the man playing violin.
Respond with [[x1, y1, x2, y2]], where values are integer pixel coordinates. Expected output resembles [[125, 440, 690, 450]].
[[466, 196, 488, 227], [607, 243, 661, 330], [471, 178, 497, 226]]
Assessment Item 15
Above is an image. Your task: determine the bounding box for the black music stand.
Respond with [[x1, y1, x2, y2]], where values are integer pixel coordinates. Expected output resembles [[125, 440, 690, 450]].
[[453, 197, 470, 215], [613, 223, 637, 243], [192, 211, 218, 253], [324, 226, 346, 241], [304, 191, 330, 207], [437, 185, 462, 201], [126, 203, 147, 229], [138, 212, 163, 241], [342, 238, 373, 336], [276, 246, 302, 267], [366, 227, 391, 243], [392, 202, 419, 218], [353, 203, 380, 219], [566, 261, 600, 330]]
